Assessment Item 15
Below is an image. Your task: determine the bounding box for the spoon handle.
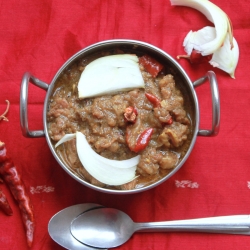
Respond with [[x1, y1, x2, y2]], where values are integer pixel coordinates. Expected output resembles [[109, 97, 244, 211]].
[[134, 215, 250, 235]]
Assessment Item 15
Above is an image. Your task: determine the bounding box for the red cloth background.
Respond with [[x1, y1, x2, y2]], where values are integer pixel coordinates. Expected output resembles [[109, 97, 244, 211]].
[[0, 0, 250, 249]]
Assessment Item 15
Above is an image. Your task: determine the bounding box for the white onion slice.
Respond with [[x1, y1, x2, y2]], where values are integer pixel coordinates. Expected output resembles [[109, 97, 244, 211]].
[[78, 54, 145, 99], [55, 133, 76, 148], [55, 132, 140, 185], [210, 33, 239, 79], [170, 0, 231, 56], [182, 26, 239, 78], [183, 26, 216, 55]]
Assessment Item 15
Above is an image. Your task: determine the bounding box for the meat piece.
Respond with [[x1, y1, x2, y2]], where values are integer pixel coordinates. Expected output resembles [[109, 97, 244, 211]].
[[89, 177, 106, 187], [159, 74, 176, 99], [48, 118, 66, 141], [160, 151, 179, 169], [120, 179, 137, 190], [137, 147, 162, 175], [172, 107, 190, 124], [112, 94, 130, 116], [128, 89, 140, 97], [108, 141, 120, 153], [91, 95, 128, 127], [92, 106, 104, 119], [48, 97, 79, 141], [158, 122, 189, 148], [47, 98, 70, 118], [159, 74, 175, 88], [160, 96, 184, 111], [52, 97, 69, 108], [154, 106, 172, 124], [94, 137, 115, 152], [92, 98, 111, 119]]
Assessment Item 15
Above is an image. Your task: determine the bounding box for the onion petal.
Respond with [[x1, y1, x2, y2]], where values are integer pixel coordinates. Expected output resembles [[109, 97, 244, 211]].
[[78, 54, 145, 99], [55, 132, 140, 185], [55, 133, 76, 148], [182, 26, 239, 78], [183, 26, 216, 55], [171, 0, 232, 56], [209, 33, 239, 79]]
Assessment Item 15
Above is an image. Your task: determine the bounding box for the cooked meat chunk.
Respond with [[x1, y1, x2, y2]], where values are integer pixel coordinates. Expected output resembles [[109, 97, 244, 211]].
[[172, 107, 190, 124], [158, 122, 189, 148], [137, 147, 162, 175], [159, 151, 179, 169], [154, 106, 172, 124], [120, 179, 137, 190]]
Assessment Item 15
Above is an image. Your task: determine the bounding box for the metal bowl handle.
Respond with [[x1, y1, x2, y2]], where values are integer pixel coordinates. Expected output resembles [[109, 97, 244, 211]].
[[20, 72, 49, 138], [193, 71, 220, 136]]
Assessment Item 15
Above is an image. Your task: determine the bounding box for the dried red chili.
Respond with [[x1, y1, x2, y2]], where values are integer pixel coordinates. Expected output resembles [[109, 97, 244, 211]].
[[0, 141, 34, 247], [145, 93, 161, 107], [177, 49, 212, 64], [124, 106, 138, 123], [132, 128, 154, 153], [139, 55, 163, 77], [0, 187, 13, 216], [166, 117, 173, 125], [145, 93, 173, 125]]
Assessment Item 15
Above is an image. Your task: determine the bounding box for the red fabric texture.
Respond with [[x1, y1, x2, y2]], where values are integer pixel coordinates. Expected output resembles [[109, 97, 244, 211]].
[[0, 0, 249, 249]]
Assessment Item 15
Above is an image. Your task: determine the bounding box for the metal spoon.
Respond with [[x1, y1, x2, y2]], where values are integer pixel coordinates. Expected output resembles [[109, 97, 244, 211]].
[[48, 203, 106, 250], [71, 207, 250, 248]]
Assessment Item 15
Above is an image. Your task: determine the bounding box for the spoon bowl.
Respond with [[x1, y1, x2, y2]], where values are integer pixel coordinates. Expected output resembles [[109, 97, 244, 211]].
[[48, 203, 105, 250], [71, 207, 250, 248], [72, 207, 134, 248]]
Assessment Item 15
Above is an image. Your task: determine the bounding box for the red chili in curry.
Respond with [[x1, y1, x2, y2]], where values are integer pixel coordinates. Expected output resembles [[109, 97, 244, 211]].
[[139, 55, 163, 77], [145, 92, 161, 107], [132, 128, 154, 153], [124, 106, 138, 123]]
